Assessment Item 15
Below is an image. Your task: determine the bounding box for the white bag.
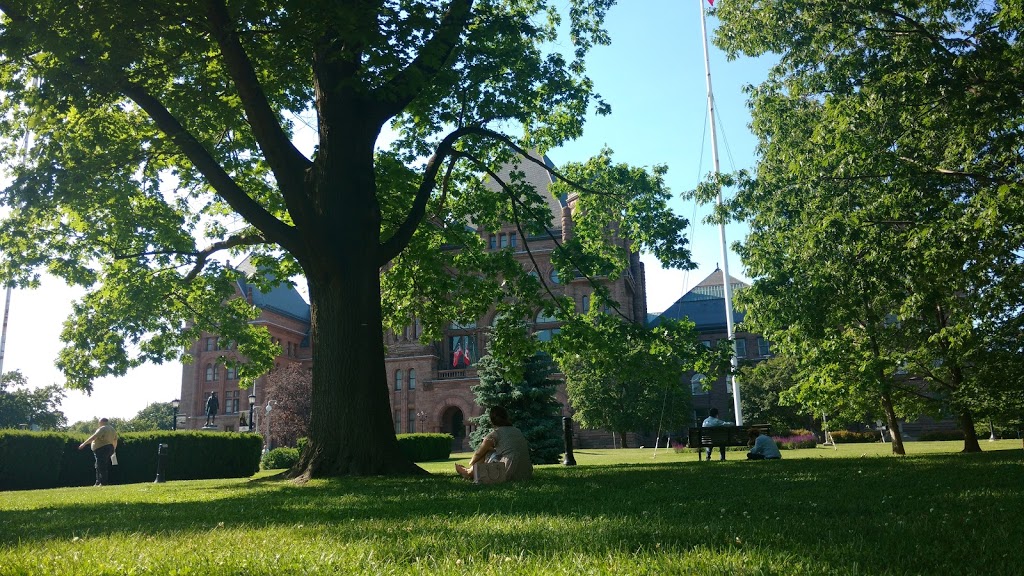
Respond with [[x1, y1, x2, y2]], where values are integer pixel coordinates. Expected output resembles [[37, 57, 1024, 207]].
[[110, 452, 118, 466]]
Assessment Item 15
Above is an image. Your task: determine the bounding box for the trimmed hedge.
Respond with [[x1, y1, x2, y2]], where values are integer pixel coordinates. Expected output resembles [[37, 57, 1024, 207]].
[[830, 430, 881, 443], [0, 431, 67, 490], [917, 429, 965, 441], [397, 433, 453, 461], [1, 430, 262, 491]]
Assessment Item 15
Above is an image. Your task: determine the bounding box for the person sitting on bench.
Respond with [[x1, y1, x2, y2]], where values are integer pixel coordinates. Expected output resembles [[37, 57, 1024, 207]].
[[702, 407, 731, 460], [747, 428, 782, 460]]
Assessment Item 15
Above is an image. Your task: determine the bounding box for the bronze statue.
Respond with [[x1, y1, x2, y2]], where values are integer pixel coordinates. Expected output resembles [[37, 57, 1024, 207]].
[[205, 392, 219, 426]]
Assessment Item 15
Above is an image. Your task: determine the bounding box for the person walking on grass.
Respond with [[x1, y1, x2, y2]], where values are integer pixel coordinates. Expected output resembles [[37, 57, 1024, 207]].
[[747, 428, 782, 460], [79, 418, 119, 486], [456, 406, 532, 484], [702, 407, 731, 461]]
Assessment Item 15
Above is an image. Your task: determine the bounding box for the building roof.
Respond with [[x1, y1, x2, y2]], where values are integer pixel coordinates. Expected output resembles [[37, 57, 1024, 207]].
[[650, 268, 747, 330], [234, 256, 311, 323], [485, 151, 565, 223]]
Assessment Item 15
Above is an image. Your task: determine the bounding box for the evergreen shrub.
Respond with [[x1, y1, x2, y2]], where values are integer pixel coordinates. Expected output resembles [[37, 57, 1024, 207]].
[[917, 430, 965, 441], [0, 431, 67, 491], [397, 433, 453, 461], [262, 447, 300, 470], [830, 430, 881, 443]]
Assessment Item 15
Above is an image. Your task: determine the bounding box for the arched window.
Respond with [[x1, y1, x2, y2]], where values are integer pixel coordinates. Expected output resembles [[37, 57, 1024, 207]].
[[691, 374, 707, 395], [395, 369, 403, 391], [535, 310, 558, 324], [408, 369, 416, 390], [205, 364, 216, 382], [226, 366, 237, 380]]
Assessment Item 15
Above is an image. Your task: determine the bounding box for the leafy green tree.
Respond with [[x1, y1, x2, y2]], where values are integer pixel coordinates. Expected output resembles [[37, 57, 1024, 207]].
[[126, 401, 175, 431], [67, 417, 132, 435], [550, 314, 718, 447], [709, 0, 1024, 453], [737, 355, 814, 432], [0, 370, 67, 430], [468, 317, 562, 464], [0, 2, 693, 476]]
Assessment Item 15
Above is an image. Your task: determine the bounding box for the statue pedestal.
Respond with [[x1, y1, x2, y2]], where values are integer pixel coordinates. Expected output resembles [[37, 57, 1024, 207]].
[[201, 424, 219, 431]]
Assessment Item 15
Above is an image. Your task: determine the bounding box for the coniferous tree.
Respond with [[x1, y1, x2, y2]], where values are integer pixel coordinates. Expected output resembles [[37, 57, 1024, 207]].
[[469, 317, 562, 464]]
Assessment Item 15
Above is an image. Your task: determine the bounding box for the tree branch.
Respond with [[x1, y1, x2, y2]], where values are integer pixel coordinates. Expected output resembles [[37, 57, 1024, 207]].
[[370, 0, 474, 124], [204, 0, 311, 193], [122, 82, 300, 254], [181, 234, 268, 282]]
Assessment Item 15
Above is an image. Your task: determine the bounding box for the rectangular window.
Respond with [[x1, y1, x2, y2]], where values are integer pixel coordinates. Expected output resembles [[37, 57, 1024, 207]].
[[757, 337, 771, 357], [408, 369, 416, 390], [394, 411, 401, 434], [394, 370, 403, 391], [450, 335, 477, 368], [582, 295, 590, 312], [225, 390, 240, 414], [205, 337, 215, 352], [500, 234, 509, 248], [226, 366, 237, 380], [408, 410, 416, 433], [489, 234, 497, 249], [734, 339, 747, 358], [509, 233, 517, 248], [701, 340, 712, 349]]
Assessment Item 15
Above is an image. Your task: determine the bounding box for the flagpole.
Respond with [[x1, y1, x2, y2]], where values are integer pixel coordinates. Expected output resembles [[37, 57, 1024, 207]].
[[0, 285, 11, 377], [699, 0, 743, 425]]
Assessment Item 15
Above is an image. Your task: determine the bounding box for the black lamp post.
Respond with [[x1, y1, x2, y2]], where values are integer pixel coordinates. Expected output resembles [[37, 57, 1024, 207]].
[[248, 392, 257, 432], [171, 399, 180, 431]]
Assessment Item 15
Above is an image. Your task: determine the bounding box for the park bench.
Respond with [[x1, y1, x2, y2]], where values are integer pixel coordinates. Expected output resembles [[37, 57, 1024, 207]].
[[687, 424, 770, 461]]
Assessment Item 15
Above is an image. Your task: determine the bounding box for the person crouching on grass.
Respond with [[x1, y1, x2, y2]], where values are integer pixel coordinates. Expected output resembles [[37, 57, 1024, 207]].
[[79, 418, 119, 486], [456, 406, 533, 484], [747, 428, 782, 460]]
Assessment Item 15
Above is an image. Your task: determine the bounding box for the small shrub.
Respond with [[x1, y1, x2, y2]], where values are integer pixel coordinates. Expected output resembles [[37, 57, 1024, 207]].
[[773, 434, 817, 450], [262, 447, 300, 470], [830, 430, 881, 443], [775, 428, 814, 438], [917, 430, 965, 441]]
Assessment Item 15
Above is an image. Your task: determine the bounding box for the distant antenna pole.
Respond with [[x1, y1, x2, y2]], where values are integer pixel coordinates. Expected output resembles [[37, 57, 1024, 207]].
[[700, 0, 743, 425]]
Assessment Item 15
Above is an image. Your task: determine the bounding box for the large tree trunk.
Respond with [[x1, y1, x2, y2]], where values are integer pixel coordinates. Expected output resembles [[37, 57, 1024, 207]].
[[959, 408, 982, 453], [289, 105, 423, 477], [880, 391, 906, 455]]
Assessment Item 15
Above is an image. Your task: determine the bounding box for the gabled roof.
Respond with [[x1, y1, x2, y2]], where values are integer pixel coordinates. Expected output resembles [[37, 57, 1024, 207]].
[[234, 256, 311, 323], [649, 268, 747, 330]]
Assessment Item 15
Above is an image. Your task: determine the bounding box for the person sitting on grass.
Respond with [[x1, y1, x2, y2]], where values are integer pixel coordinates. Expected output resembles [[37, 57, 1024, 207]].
[[747, 428, 782, 460], [456, 406, 533, 484]]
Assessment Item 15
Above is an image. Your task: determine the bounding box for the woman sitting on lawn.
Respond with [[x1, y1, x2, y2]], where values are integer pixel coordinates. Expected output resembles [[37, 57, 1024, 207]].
[[456, 406, 533, 483], [747, 428, 782, 460]]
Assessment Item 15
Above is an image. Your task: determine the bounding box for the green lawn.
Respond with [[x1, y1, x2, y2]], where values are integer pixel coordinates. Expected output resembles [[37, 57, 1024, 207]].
[[2, 441, 1021, 575]]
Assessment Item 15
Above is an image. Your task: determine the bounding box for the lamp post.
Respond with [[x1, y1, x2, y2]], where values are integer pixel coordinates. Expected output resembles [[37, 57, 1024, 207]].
[[248, 392, 257, 433], [171, 399, 180, 431], [264, 400, 276, 452], [417, 410, 426, 433]]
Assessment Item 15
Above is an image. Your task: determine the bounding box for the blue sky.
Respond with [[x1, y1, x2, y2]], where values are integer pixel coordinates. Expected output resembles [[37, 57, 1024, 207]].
[[5, 1, 773, 423]]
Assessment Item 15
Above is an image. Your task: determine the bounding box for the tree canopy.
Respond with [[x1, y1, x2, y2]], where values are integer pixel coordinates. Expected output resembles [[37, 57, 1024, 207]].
[[707, 0, 1024, 451], [0, 1, 692, 476], [0, 370, 66, 429]]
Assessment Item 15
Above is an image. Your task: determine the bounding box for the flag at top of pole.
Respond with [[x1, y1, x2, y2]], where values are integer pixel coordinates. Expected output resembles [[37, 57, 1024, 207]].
[[707, 0, 714, 5]]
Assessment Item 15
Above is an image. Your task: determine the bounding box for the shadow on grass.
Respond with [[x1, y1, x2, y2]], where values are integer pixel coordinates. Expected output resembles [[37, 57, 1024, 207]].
[[2, 451, 1021, 573]]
